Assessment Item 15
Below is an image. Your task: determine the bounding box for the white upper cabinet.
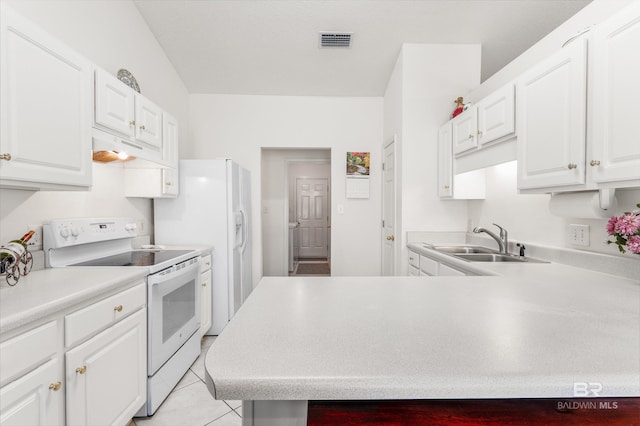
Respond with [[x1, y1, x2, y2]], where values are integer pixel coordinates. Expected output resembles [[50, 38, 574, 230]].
[[516, 38, 588, 190], [94, 70, 135, 137], [134, 96, 163, 149], [476, 84, 515, 146], [590, 2, 640, 186], [451, 108, 478, 155], [438, 121, 454, 197], [94, 69, 163, 161], [0, 3, 92, 190], [162, 113, 179, 168]]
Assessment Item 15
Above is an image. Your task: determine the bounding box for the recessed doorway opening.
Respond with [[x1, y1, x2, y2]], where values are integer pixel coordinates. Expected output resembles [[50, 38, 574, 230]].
[[261, 148, 331, 277]]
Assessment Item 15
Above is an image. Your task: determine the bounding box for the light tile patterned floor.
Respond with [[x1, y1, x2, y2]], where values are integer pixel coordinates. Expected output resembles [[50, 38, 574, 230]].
[[132, 336, 242, 426]]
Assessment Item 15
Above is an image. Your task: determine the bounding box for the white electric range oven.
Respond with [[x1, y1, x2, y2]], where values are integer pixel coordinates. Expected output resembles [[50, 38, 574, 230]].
[[44, 217, 201, 416]]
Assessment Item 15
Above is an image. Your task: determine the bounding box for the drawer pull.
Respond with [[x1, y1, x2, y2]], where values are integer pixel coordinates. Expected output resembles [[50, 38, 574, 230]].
[[76, 365, 87, 374], [114, 305, 123, 312], [49, 381, 62, 391]]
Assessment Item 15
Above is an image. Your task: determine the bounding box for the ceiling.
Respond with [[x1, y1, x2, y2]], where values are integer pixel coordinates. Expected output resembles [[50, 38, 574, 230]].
[[133, 0, 592, 97]]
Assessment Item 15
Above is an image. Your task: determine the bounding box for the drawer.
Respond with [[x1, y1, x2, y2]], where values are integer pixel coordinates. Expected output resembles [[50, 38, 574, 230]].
[[65, 282, 146, 347], [419, 255, 438, 275], [407, 251, 419, 268], [408, 265, 419, 276], [0, 320, 57, 386], [201, 254, 212, 272]]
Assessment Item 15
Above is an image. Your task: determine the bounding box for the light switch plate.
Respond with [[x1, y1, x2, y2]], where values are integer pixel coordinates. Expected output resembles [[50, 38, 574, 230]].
[[568, 224, 590, 246]]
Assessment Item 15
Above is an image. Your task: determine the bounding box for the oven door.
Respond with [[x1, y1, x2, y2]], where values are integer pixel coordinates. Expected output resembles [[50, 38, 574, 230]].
[[147, 257, 200, 375]]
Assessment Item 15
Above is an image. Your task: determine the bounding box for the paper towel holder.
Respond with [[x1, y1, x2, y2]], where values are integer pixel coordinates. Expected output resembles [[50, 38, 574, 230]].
[[599, 188, 615, 210]]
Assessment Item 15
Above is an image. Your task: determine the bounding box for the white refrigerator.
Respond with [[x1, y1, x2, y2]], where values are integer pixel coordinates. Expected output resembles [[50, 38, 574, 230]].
[[154, 159, 252, 335]]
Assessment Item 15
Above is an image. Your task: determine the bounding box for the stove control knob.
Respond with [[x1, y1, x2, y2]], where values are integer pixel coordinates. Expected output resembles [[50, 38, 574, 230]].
[[125, 223, 138, 232], [60, 227, 70, 239], [71, 227, 80, 237]]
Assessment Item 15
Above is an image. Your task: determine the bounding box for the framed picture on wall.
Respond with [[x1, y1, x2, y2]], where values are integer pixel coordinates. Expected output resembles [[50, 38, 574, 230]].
[[346, 152, 370, 198]]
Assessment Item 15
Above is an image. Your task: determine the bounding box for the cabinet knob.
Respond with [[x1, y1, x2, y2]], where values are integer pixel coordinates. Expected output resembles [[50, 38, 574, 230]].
[[0, 153, 11, 161], [129, 120, 136, 126], [567, 163, 577, 170], [206, 262, 211, 267], [443, 185, 450, 189], [477, 130, 483, 136], [202, 282, 207, 287], [139, 125, 146, 131], [76, 365, 87, 374], [386, 235, 395, 241], [114, 305, 123, 312], [468, 134, 474, 140], [165, 181, 172, 186], [590, 160, 601, 166], [49, 381, 62, 391]]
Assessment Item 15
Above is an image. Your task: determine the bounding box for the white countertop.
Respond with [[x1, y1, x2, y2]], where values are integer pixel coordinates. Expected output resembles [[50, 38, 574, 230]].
[[0, 268, 147, 335], [205, 275, 640, 401]]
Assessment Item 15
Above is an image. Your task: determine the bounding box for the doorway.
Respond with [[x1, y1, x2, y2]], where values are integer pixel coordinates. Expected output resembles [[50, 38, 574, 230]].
[[260, 148, 331, 277]]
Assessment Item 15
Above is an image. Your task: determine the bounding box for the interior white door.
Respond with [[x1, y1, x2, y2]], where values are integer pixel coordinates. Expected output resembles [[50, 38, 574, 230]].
[[296, 178, 328, 259], [382, 139, 396, 276]]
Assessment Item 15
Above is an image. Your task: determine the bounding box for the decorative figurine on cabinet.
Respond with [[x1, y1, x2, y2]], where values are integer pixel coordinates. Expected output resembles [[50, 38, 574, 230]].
[[451, 97, 465, 118]]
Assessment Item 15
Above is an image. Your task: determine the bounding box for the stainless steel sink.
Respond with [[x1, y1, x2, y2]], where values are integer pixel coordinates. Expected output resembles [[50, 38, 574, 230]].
[[454, 253, 548, 263], [430, 245, 497, 254]]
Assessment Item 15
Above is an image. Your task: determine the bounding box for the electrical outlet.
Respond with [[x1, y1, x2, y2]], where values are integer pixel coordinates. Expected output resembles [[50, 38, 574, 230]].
[[26, 225, 43, 250], [568, 224, 590, 247]]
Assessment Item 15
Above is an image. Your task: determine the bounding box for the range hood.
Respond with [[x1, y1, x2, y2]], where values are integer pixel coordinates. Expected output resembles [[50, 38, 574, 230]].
[[91, 128, 138, 162]]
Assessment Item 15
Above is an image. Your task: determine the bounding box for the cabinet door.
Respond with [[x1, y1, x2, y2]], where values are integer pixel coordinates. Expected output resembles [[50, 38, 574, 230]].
[[0, 359, 63, 426], [591, 3, 640, 184], [438, 263, 466, 276], [451, 107, 477, 155], [162, 168, 179, 197], [517, 38, 587, 190], [65, 309, 146, 426], [94, 69, 135, 138], [199, 268, 212, 337], [0, 4, 92, 189], [162, 113, 179, 168], [438, 121, 453, 197], [135, 96, 162, 149], [477, 84, 515, 145]]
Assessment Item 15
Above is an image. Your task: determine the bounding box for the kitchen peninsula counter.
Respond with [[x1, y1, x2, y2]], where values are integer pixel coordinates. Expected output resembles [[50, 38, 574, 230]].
[[205, 275, 640, 403]]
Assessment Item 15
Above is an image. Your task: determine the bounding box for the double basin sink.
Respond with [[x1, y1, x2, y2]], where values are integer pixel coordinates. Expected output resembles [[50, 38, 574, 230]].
[[425, 245, 548, 263]]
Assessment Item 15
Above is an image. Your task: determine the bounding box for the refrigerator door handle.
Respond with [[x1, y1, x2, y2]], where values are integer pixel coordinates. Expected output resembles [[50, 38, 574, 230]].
[[239, 208, 248, 253]]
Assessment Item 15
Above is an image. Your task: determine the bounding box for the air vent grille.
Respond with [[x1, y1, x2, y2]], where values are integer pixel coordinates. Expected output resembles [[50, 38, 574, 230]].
[[319, 33, 352, 48]]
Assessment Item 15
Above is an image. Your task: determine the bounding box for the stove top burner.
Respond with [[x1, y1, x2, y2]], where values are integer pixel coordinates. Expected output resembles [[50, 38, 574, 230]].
[[71, 250, 195, 268]]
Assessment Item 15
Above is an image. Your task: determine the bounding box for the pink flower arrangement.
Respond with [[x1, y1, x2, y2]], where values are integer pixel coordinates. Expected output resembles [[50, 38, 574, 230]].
[[606, 204, 640, 254]]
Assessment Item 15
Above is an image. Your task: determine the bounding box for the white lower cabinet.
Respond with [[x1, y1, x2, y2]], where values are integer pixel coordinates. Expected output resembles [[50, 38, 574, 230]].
[[0, 320, 63, 426], [65, 309, 146, 426], [0, 359, 62, 426], [407, 250, 470, 277], [199, 254, 213, 337]]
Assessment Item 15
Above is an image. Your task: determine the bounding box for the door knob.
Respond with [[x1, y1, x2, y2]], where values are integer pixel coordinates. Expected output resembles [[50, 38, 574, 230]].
[[386, 236, 395, 241]]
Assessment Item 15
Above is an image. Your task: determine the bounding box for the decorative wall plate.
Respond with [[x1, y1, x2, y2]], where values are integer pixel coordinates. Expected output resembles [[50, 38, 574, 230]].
[[117, 69, 140, 93]]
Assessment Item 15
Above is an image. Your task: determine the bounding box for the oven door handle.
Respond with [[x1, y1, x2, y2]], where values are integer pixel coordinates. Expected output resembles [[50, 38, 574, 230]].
[[147, 258, 200, 287]]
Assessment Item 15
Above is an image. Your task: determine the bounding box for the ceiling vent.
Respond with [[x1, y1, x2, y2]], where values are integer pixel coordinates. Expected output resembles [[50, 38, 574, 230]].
[[319, 32, 352, 48]]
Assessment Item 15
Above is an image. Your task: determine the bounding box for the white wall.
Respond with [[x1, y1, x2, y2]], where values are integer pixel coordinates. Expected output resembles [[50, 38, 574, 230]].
[[384, 44, 481, 274], [0, 0, 189, 246], [189, 95, 383, 283], [469, 162, 640, 256]]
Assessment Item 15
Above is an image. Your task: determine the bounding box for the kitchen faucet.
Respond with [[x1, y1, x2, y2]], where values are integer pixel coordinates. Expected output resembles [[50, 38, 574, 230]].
[[473, 223, 509, 254]]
